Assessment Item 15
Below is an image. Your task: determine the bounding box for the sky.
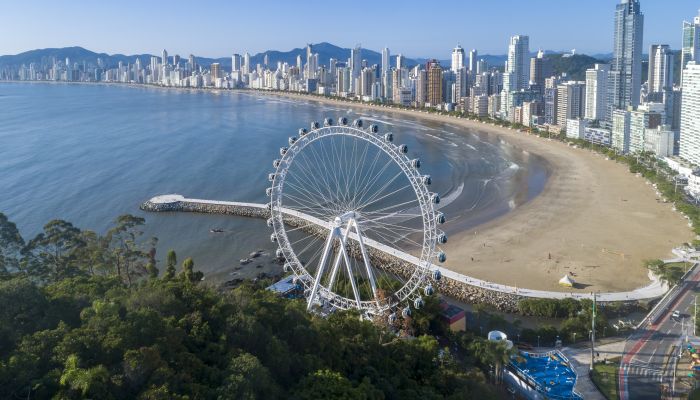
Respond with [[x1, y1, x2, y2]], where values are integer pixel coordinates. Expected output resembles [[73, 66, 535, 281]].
[[1, 1, 699, 58]]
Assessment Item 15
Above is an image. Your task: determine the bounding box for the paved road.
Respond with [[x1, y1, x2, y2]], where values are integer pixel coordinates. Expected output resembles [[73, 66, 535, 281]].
[[619, 264, 700, 400]]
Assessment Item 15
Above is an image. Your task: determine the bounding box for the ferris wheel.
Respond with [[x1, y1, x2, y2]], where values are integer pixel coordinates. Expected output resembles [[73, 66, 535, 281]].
[[267, 117, 446, 318]]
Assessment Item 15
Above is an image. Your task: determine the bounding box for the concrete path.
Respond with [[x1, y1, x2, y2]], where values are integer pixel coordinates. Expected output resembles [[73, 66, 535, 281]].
[[146, 194, 673, 302]]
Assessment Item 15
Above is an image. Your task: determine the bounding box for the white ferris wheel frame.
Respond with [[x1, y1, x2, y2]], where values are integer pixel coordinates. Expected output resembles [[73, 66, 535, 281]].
[[268, 122, 440, 316]]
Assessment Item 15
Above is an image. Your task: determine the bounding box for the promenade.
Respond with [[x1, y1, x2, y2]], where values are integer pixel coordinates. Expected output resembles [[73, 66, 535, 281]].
[[142, 194, 670, 302]]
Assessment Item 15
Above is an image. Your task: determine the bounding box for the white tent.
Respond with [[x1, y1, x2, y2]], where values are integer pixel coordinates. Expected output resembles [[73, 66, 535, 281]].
[[559, 274, 575, 287]]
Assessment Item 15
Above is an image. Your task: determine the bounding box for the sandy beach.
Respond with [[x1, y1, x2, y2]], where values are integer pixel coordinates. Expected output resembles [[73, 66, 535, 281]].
[[266, 91, 695, 293]]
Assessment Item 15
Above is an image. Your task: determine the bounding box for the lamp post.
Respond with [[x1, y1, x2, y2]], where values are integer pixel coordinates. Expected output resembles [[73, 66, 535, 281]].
[[573, 332, 577, 343], [537, 335, 540, 349]]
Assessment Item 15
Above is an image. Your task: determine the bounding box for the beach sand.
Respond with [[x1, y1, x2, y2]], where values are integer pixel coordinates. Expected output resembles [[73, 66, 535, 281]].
[[263, 92, 695, 293]]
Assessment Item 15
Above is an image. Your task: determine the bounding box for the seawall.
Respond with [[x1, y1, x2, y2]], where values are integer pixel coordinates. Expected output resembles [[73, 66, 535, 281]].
[[140, 194, 524, 312]]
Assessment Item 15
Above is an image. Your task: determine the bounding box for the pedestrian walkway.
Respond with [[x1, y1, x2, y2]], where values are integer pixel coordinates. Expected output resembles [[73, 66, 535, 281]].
[[145, 194, 675, 301]]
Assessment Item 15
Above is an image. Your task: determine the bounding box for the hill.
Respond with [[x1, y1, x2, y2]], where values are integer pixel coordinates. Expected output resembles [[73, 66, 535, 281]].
[[548, 54, 607, 81]]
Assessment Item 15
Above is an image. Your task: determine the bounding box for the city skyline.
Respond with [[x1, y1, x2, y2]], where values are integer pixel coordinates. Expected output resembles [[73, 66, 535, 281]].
[[1, 1, 699, 58]]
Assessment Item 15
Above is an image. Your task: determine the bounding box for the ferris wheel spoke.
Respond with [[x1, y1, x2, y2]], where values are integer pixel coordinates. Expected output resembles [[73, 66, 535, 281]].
[[354, 181, 415, 214], [283, 179, 336, 214], [353, 167, 407, 212], [352, 153, 397, 209], [291, 150, 337, 207]]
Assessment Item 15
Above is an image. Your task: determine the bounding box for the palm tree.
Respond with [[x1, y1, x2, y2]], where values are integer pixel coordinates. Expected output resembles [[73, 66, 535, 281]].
[[469, 338, 517, 384]]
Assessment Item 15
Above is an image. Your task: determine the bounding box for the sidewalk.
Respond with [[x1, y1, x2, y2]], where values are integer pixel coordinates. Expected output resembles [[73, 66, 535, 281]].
[[561, 340, 627, 400]]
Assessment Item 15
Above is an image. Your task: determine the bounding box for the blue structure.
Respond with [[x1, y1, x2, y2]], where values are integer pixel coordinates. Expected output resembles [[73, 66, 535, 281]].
[[266, 275, 303, 299], [509, 350, 582, 400]]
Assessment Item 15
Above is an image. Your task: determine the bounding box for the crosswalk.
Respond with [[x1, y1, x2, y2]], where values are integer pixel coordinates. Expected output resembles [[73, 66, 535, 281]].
[[621, 362, 665, 381]]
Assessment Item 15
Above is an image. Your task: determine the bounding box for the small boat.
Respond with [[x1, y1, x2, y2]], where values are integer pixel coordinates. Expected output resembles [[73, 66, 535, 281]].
[[240, 258, 251, 265], [210, 228, 225, 233]]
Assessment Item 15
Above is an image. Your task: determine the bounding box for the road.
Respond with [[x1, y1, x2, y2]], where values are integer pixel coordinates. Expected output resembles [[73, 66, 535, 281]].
[[619, 264, 700, 400]]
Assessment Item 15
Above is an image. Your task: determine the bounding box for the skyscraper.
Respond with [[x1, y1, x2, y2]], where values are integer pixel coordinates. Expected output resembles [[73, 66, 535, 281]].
[[396, 54, 404, 70], [585, 64, 610, 121], [506, 35, 530, 91], [607, 0, 644, 121], [469, 49, 478, 72], [648, 44, 674, 96], [382, 47, 390, 75], [211, 63, 221, 80], [351, 45, 362, 78], [243, 52, 250, 75], [161, 49, 168, 66], [681, 10, 700, 82], [680, 62, 700, 164], [231, 54, 242, 73], [426, 60, 443, 107], [451, 45, 465, 73]]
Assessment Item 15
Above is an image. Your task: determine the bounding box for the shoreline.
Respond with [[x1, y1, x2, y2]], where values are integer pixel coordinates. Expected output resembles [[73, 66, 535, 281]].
[[252, 90, 694, 293], [3, 81, 694, 293]]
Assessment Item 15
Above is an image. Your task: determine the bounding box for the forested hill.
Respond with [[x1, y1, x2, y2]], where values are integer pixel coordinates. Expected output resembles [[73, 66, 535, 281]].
[[0, 212, 500, 399], [549, 54, 607, 81]]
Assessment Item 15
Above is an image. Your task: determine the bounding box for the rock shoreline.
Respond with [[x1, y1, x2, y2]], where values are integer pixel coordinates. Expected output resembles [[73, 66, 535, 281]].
[[140, 197, 524, 312]]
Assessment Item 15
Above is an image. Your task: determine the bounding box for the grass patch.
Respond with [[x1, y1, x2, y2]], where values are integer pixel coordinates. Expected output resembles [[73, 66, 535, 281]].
[[591, 357, 620, 400]]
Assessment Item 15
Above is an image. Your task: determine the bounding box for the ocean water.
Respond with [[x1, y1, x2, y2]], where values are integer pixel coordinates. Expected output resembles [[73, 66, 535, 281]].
[[0, 82, 549, 281]]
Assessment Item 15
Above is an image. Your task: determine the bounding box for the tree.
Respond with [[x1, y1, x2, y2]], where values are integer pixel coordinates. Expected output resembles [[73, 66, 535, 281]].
[[164, 250, 177, 280], [217, 352, 280, 400], [0, 212, 24, 277], [58, 355, 111, 398], [292, 369, 365, 400], [469, 338, 515, 384], [146, 262, 158, 279], [106, 215, 153, 285], [24, 219, 85, 280], [180, 257, 203, 283]]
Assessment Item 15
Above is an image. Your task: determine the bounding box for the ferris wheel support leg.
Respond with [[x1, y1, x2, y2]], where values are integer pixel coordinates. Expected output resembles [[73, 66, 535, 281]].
[[353, 220, 379, 303], [338, 236, 362, 308], [327, 220, 353, 290], [307, 227, 337, 311]]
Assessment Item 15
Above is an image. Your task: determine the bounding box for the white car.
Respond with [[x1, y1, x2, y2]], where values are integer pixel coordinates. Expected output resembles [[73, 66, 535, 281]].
[[672, 310, 681, 319]]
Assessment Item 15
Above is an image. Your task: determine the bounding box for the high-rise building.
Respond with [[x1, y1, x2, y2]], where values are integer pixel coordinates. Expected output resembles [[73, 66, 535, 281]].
[[231, 54, 242, 73], [557, 81, 586, 127], [396, 54, 404, 70], [529, 50, 549, 93], [382, 47, 390, 75], [451, 45, 465, 73], [263, 53, 269, 67], [351, 45, 362, 78], [585, 64, 609, 121], [415, 69, 427, 106], [648, 44, 674, 95], [211, 63, 221, 81], [476, 59, 488, 74], [427, 60, 443, 107], [172, 55, 180, 66], [607, 0, 644, 121], [161, 49, 168, 66], [243, 52, 250, 75], [680, 62, 700, 164], [391, 68, 402, 103], [629, 103, 663, 153], [612, 109, 632, 153], [506, 35, 530, 91], [469, 49, 478, 72], [681, 10, 700, 78]]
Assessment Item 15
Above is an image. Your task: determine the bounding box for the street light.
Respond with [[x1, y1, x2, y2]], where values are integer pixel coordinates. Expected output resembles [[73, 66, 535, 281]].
[[537, 335, 540, 349], [573, 332, 577, 343]]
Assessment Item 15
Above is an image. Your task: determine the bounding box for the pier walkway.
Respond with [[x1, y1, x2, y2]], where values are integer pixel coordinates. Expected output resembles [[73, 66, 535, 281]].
[[143, 194, 669, 302]]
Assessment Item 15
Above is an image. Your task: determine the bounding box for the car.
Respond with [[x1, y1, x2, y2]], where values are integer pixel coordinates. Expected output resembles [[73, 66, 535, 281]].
[[672, 310, 681, 319]]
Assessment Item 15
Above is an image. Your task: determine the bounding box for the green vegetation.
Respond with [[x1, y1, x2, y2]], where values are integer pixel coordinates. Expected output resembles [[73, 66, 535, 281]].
[[548, 54, 606, 81], [591, 358, 620, 400], [646, 259, 689, 286], [0, 212, 500, 399]]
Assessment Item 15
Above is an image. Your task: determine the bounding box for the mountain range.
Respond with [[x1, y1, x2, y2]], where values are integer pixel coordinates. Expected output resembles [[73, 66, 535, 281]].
[[0, 43, 509, 70], [0, 43, 622, 82]]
